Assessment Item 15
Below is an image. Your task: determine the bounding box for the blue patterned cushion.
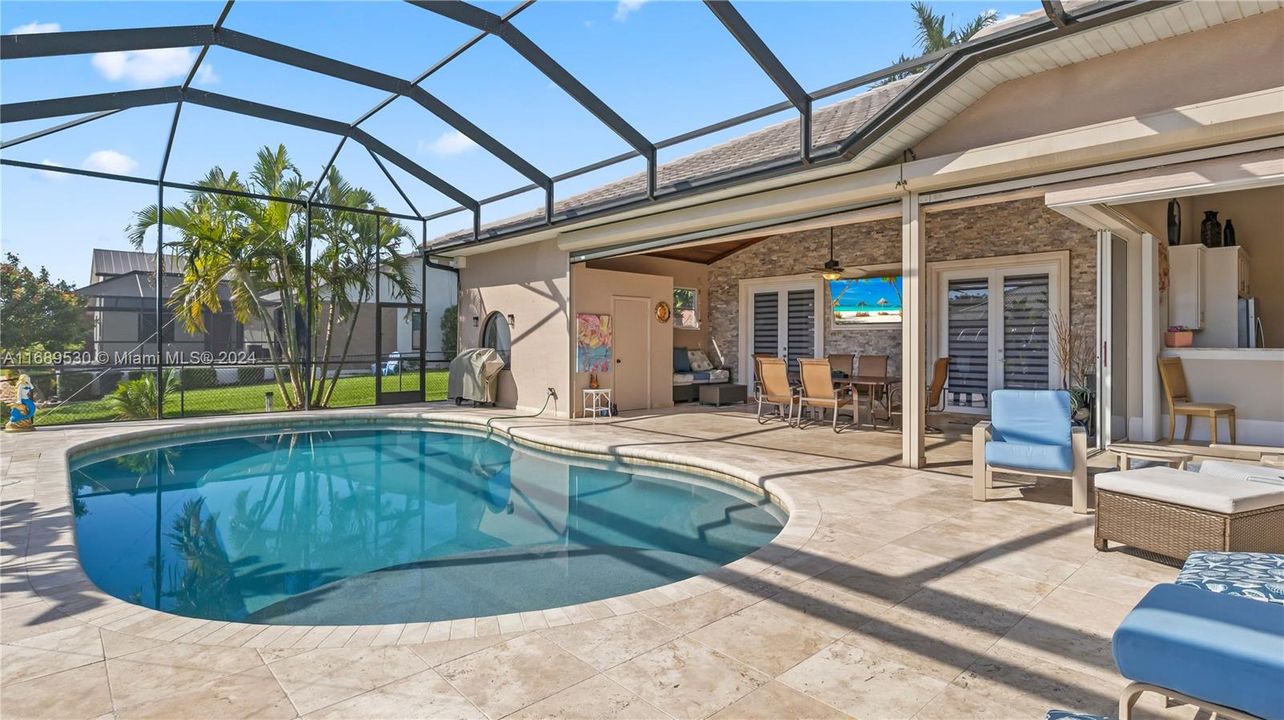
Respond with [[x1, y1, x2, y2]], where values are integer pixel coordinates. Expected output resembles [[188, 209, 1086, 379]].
[[1178, 552, 1284, 605], [1045, 711, 1112, 720]]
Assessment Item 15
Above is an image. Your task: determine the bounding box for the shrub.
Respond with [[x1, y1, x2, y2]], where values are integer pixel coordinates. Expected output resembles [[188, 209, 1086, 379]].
[[237, 366, 265, 385], [108, 371, 179, 420], [180, 367, 217, 390], [57, 371, 99, 401], [440, 304, 458, 358]]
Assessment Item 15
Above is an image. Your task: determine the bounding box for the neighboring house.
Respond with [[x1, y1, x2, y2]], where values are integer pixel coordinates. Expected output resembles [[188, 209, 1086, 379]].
[[432, 1, 1284, 458], [77, 248, 458, 366], [79, 249, 246, 359]]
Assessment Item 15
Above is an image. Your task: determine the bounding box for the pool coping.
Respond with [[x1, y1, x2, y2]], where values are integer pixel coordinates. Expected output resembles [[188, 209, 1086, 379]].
[[14, 407, 822, 648]]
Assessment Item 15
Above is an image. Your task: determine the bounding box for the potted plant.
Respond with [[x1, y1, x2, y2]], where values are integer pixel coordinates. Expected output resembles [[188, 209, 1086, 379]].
[[1053, 313, 1098, 427]]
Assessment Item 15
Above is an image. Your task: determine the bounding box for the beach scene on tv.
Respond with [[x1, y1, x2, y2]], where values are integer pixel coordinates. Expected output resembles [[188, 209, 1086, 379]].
[[830, 276, 904, 325]]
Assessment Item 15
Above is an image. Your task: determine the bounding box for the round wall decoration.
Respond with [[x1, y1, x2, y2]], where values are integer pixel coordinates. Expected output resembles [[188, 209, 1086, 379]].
[[655, 301, 671, 323]]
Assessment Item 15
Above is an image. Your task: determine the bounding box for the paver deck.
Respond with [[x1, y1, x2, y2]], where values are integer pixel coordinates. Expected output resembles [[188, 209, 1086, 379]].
[[1, 403, 1194, 719]]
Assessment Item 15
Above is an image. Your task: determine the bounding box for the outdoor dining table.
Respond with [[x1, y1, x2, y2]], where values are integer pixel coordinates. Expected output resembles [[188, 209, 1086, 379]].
[[833, 375, 902, 429]]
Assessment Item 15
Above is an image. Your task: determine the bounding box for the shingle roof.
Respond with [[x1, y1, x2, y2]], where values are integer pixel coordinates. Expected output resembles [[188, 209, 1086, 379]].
[[431, 78, 913, 247]]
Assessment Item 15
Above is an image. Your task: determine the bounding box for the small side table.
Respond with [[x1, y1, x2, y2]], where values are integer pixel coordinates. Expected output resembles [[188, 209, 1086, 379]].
[[582, 388, 612, 422], [1113, 447, 1193, 471]]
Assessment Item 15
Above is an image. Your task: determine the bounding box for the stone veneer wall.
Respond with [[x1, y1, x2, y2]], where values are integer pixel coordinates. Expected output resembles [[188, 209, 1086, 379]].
[[707, 198, 1097, 380]]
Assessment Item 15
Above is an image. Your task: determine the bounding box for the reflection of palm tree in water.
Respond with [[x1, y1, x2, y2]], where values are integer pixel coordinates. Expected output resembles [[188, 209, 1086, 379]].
[[165, 497, 239, 618]]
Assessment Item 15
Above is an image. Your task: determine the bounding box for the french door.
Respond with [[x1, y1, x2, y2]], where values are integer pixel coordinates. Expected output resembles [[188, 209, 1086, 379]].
[[741, 278, 822, 388], [936, 258, 1064, 414]]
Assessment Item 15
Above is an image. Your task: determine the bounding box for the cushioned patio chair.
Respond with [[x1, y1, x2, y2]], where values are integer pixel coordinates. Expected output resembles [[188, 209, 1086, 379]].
[[973, 389, 1088, 514], [755, 357, 796, 425], [1114, 583, 1283, 720], [796, 357, 855, 433]]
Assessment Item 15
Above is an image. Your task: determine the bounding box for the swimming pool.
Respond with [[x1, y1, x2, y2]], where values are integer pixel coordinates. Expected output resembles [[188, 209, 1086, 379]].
[[69, 425, 784, 625]]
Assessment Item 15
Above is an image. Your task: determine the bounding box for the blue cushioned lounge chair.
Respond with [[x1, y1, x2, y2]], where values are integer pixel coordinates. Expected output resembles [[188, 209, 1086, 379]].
[[973, 389, 1089, 513], [1114, 583, 1284, 720]]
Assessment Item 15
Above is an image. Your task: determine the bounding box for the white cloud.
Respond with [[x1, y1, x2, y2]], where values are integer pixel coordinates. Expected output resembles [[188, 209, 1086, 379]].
[[9, 21, 60, 35], [38, 159, 67, 182], [613, 0, 648, 22], [418, 130, 478, 157], [82, 150, 138, 175], [91, 47, 217, 85]]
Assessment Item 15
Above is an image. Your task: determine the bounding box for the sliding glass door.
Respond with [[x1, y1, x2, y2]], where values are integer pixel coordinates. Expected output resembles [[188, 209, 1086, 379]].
[[938, 260, 1062, 414]]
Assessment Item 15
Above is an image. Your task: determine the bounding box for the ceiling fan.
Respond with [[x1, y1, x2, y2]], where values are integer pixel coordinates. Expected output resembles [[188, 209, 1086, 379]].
[[816, 226, 844, 281]]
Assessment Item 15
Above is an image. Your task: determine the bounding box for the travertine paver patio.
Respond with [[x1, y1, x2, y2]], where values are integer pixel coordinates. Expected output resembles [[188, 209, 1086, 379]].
[[1, 404, 1195, 719]]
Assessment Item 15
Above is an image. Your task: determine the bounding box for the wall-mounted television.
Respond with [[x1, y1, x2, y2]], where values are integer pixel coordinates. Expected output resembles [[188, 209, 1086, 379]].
[[829, 276, 903, 326]]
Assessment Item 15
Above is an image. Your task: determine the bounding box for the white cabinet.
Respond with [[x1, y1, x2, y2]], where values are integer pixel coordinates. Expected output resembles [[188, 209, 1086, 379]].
[[1168, 245, 1251, 342], [1169, 245, 1204, 330], [1200, 246, 1251, 347]]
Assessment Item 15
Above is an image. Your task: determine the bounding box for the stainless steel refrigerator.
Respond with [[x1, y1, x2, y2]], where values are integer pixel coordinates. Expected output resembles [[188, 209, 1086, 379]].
[[1238, 297, 1265, 348]]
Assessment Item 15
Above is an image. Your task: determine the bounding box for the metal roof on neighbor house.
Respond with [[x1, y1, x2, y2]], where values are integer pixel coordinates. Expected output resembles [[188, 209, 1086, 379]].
[[90, 248, 182, 280], [431, 78, 912, 247]]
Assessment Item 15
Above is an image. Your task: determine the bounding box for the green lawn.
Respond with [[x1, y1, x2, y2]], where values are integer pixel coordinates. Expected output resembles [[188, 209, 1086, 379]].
[[33, 371, 449, 427]]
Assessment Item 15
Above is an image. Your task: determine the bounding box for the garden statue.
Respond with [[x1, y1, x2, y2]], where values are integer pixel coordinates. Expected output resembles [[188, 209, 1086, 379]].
[[5, 374, 37, 432]]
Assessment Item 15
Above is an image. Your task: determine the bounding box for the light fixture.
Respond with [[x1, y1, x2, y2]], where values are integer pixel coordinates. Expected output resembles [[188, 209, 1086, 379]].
[[506, 313, 515, 328], [472, 316, 479, 328], [819, 227, 845, 281]]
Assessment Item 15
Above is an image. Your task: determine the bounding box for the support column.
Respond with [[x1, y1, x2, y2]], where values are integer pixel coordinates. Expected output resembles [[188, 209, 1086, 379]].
[[901, 192, 926, 468], [155, 184, 165, 420], [303, 202, 312, 411]]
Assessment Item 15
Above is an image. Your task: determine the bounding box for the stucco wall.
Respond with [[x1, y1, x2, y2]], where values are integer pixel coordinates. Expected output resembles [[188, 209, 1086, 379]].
[[707, 198, 1097, 382], [915, 10, 1284, 159], [570, 265, 674, 412], [586, 255, 711, 352], [459, 238, 571, 414]]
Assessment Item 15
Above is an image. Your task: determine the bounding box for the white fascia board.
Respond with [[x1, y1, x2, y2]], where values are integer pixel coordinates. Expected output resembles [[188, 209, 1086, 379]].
[[553, 88, 1284, 255]]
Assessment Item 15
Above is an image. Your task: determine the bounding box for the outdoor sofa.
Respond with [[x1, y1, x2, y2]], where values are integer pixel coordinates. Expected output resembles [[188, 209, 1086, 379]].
[[672, 347, 730, 403]]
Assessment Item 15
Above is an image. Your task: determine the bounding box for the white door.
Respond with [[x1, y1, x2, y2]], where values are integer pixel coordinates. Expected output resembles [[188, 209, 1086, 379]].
[[742, 278, 822, 388], [938, 260, 1063, 414], [612, 297, 650, 411], [1098, 231, 1129, 444]]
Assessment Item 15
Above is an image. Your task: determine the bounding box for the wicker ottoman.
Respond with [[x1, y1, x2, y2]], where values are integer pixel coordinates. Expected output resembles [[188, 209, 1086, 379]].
[[1094, 466, 1284, 561]]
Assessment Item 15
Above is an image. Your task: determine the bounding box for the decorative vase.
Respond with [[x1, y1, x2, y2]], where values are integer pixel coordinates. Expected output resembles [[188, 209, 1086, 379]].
[[1223, 219, 1236, 247], [589, 372, 599, 389], [1200, 210, 1222, 248], [1166, 198, 1181, 246]]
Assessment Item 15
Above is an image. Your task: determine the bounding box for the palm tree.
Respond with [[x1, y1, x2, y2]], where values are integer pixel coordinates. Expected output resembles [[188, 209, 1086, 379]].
[[878, 1, 997, 85], [128, 146, 310, 406], [308, 167, 417, 408]]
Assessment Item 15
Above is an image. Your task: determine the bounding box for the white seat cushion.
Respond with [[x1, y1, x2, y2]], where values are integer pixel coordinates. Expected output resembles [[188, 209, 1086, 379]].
[[1095, 466, 1284, 514]]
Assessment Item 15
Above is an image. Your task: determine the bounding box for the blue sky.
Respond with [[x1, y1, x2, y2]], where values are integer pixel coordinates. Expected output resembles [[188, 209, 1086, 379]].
[[1, 0, 1036, 285]]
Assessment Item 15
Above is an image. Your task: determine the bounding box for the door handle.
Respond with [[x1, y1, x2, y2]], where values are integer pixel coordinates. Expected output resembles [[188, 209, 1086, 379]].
[[615, 358, 621, 364]]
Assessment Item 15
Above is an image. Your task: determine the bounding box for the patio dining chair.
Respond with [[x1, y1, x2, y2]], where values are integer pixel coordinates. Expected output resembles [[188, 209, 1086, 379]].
[[755, 357, 797, 425], [828, 353, 854, 378], [889, 356, 950, 432], [796, 358, 855, 433], [1158, 356, 1236, 443]]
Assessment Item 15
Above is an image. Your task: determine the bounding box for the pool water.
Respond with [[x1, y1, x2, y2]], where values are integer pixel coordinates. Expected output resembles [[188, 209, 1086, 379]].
[[69, 427, 783, 625]]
